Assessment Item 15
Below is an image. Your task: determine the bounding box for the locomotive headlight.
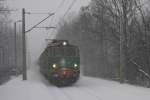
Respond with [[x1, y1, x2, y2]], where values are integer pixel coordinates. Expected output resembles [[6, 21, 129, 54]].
[[63, 41, 67, 46], [52, 64, 57, 68], [74, 64, 78, 68]]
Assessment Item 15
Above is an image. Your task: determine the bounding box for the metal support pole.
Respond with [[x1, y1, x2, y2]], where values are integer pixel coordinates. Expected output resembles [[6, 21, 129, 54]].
[[22, 8, 27, 80], [21, 8, 54, 80], [14, 22, 17, 71]]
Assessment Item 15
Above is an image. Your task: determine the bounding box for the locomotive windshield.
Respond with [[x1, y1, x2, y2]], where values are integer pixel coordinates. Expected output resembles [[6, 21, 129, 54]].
[[49, 47, 79, 57]]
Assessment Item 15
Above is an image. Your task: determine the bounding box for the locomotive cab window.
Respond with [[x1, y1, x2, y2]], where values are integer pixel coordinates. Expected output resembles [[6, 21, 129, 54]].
[[63, 47, 76, 57], [51, 47, 79, 57], [53, 47, 64, 57]]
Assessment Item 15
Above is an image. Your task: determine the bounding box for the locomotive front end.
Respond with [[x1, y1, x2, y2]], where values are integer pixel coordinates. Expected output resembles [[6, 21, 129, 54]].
[[46, 40, 80, 86], [50, 66, 80, 86]]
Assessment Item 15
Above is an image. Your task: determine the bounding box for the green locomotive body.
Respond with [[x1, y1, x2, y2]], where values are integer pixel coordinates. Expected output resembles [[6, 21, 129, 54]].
[[39, 40, 80, 86]]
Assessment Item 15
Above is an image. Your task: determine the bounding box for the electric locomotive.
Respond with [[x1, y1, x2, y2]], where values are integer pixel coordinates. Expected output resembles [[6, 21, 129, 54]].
[[39, 40, 80, 86]]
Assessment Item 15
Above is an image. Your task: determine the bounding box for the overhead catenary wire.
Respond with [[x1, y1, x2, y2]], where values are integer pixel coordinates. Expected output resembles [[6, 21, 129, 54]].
[[56, 0, 67, 12], [55, 0, 77, 31], [47, 0, 78, 38], [25, 12, 54, 15], [46, 0, 68, 36], [51, 0, 78, 27], [26, 13, 55, 33], [48, 0, 67, 27], [62, 0, 77, 19]]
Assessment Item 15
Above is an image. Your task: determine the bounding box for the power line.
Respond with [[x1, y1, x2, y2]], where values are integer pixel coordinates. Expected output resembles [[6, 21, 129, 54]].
[[25, 12, 53, 15], [56, 0, 67, 12], [62, 0, 77, 18], [47, 0, 78, 39], [46, 0, 67, 36], [26, 13, 55, 33], [52, 0, 77, 34], [56, 0, 77, 27], [48, 0, 67, 27], [53, 0, 77, 28]]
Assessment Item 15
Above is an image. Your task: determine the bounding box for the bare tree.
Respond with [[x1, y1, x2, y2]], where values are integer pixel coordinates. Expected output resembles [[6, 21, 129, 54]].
[[56, 0, 150, 87]]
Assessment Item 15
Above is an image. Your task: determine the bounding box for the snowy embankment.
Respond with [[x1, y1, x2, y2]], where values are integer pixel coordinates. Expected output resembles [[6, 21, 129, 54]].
[[0, 69, 150, 100]]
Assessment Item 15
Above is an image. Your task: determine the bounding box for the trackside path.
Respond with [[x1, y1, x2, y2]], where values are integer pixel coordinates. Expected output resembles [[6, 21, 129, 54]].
[[0, 69, 150, 100]]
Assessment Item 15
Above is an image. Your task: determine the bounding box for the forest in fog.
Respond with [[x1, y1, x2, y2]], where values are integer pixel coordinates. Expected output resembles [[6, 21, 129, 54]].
[[56, 0, 150, 87], [0, 1, 17, 84], [1, 0, 150, 88]]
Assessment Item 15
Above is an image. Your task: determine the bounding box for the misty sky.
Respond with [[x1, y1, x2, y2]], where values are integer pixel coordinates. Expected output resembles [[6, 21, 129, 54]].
[[6, 0, 91, 68], [8, 0, 90, 17], [9, 0, 90, 10], [7, 0, 90, 28]]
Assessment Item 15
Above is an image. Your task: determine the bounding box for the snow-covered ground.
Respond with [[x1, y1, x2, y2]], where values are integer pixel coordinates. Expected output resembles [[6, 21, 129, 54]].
[[0, 66, 150, 100]]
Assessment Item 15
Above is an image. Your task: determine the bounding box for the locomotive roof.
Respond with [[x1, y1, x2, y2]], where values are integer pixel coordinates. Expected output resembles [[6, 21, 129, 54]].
[[47, 40, 77, 47]]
